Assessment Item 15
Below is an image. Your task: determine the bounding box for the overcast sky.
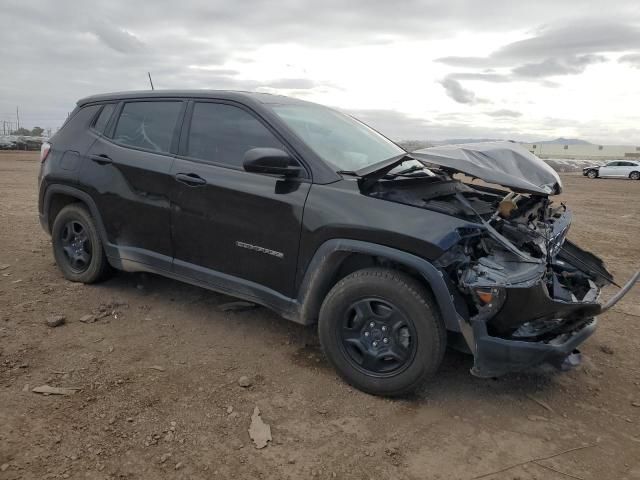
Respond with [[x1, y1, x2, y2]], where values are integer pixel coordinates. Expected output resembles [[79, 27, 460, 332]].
[[2, 0, 640, 143]]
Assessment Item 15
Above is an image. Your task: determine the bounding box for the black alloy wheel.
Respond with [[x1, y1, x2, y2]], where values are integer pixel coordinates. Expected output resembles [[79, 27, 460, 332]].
[[59, 220, 92, 273], [339, 298, 417, 377]]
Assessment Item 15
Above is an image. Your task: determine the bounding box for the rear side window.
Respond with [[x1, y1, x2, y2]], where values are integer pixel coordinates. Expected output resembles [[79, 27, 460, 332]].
[[113, 101, 182, 153], [92, 104, 115, 134], [50, 104, 101, 144], [186, 102, 284, 168]]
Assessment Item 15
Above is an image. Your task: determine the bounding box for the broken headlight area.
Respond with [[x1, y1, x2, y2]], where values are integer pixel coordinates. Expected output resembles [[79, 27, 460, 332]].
[[428, 187, 615, 376]]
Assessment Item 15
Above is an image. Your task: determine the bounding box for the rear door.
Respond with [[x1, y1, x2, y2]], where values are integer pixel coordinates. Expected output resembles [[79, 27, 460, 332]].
[[169, 100, 310, 298], [81, 99, 185, 268], [620, 161, 638, 177]]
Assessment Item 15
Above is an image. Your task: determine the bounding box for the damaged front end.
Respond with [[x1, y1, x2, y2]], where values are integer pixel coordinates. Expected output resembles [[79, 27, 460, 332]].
[[434, 190, 611, 377], [364, 143, 638, 377]]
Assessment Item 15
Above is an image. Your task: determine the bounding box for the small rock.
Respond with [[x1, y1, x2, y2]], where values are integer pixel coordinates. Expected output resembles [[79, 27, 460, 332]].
[[230, 438, 244, 450], [126, 417, 134, 423], [32, 385, 79, 395], [600, 345, 614, 355], [228, 411, 239, 420], [79, 314, 97, 323], [175, 462, 183, 470], [22, 384, 30, 392], [288, 458, 296, 464], [527, 415, 548, 422], [227, 406, 234, 414], [248, 406, 272, 449], [46, 315, 65, 328], [238, 376, 252, 388], [0, 264, 10, 271], [632, 402, 640, 408], [0, 464, 8, 472], [160, 453, 172, 464]]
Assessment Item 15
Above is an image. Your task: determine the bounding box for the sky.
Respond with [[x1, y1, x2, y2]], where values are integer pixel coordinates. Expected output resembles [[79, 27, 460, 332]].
[[1, 0, 640, 143]]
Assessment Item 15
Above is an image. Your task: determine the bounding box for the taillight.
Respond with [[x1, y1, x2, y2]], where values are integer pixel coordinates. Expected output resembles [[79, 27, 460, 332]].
[[40, 142, 51, 163]]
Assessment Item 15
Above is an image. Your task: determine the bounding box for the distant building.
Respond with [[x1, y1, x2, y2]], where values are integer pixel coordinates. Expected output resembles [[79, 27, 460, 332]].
[[521, 143, 640, 159]]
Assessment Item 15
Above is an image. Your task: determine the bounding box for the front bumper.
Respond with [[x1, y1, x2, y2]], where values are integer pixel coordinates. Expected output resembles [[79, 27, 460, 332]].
[[470, 316, 597, 378], [465, 269, 639, 378]]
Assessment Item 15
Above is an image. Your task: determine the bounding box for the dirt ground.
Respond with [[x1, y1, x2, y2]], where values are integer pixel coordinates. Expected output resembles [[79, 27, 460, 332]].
[[1, 151, 639, 480]]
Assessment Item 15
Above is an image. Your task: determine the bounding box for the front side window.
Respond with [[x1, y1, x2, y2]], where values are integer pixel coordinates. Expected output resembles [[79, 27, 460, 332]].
[[92, 104, 116, 134], [607, 161, 620, 166], [271, 104, 404, 171], [186, 102, 285, 168], [113, 101, 182, 153]]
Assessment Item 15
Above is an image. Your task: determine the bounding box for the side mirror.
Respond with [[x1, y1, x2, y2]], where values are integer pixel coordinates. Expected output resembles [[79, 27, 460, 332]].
[[243, 148, 302, 177]]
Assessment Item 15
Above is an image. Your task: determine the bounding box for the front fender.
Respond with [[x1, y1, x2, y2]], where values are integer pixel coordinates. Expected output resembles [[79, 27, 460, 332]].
[[296, 238, 465, 331]]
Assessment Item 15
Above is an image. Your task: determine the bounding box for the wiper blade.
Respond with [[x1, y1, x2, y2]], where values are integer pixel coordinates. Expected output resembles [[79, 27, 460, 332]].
[[355, 154, 413, 192], [383, 164, 425, 178]]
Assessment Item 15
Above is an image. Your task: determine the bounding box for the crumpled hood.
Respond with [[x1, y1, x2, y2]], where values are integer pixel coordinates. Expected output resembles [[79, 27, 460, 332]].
[[410, 141, 562, 195]]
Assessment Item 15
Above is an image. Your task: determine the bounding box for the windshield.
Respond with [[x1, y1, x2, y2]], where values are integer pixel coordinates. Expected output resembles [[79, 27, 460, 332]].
[[271, 104, 405, 171]]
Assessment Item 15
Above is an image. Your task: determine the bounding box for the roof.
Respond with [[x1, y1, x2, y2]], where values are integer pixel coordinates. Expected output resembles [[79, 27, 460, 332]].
[[77, 90, 311, 107]]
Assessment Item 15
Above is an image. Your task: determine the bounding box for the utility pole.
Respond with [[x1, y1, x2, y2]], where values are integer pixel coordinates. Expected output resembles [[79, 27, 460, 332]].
[[16, 106, 20, 131], [148, 72, 155, 90]]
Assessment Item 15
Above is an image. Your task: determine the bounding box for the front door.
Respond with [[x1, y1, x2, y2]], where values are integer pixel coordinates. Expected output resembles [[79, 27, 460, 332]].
[[599, 161, 623, 177], [169, 101, 310, 298]]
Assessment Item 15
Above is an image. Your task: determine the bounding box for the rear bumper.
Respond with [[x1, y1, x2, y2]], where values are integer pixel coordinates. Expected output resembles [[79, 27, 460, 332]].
[[470, 316, 597, 378]]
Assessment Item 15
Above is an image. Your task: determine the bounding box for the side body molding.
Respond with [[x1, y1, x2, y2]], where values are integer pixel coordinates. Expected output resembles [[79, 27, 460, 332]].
[[296, 239, 462, 331]]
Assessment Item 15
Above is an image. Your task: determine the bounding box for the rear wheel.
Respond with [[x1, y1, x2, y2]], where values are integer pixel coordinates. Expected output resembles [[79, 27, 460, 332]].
[[318, 268, 446, 396], [587, 169, 598, 179], [630, 171, 640, 180], [51, 204, 110, 283]]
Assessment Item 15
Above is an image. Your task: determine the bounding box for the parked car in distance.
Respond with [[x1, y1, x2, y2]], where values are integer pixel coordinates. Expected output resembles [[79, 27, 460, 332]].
[[583, 160, 640, 179], [38, 91, 639, 396]]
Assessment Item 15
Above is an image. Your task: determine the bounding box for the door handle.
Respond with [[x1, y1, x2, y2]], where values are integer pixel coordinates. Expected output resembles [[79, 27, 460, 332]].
[[175, 172, 207, 186], [90, 154, 113, 165]]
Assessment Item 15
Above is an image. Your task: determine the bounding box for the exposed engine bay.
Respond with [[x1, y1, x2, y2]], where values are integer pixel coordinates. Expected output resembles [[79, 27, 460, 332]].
[[367, 172, 613, 340]]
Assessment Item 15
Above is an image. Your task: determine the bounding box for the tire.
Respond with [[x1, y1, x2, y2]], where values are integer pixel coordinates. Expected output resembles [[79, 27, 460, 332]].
[[318, 267, 446, 397], [51, 203, 110, 283], [630, 171, 640, 180], [587, 170, 598, 179]]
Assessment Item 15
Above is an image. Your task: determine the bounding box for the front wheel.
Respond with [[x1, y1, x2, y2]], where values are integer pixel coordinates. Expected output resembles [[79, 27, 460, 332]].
[[587, 170, 598, 179], [630, 171, 640, 180], [318, 268, 446, 397]]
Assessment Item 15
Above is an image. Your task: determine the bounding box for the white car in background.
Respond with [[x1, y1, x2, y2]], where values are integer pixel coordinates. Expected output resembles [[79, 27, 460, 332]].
[[583, 160, 640, 180]]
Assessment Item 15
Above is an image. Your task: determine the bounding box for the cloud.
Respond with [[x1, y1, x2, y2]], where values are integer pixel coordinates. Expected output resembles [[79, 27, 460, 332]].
[[1, 0, 639, 143], [619, 53, 640, 68], [512, 54, 606, 78], [91, 22, 145, 53], [439, 19, 640, 68], [440, 77, 486, 104], [486, 109, 522, 118]]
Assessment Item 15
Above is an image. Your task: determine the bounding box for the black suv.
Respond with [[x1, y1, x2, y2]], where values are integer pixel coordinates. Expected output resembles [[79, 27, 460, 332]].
[[38, 91, 638, 396]]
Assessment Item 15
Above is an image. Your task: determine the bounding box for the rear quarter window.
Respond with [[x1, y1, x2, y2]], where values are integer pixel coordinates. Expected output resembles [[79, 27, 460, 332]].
[[113, 101, 183, 154], [92, 104, 116, 134], [50, 104, 101, 144]]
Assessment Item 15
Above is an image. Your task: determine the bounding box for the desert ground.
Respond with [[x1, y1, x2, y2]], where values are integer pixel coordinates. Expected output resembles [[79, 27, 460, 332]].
[[1, 151, 639, 480]]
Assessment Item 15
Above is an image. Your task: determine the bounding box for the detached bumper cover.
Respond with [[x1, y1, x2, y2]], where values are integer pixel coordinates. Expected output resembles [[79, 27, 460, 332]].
[[465, 269, 639, 378], [469, 316, 597, 378]]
